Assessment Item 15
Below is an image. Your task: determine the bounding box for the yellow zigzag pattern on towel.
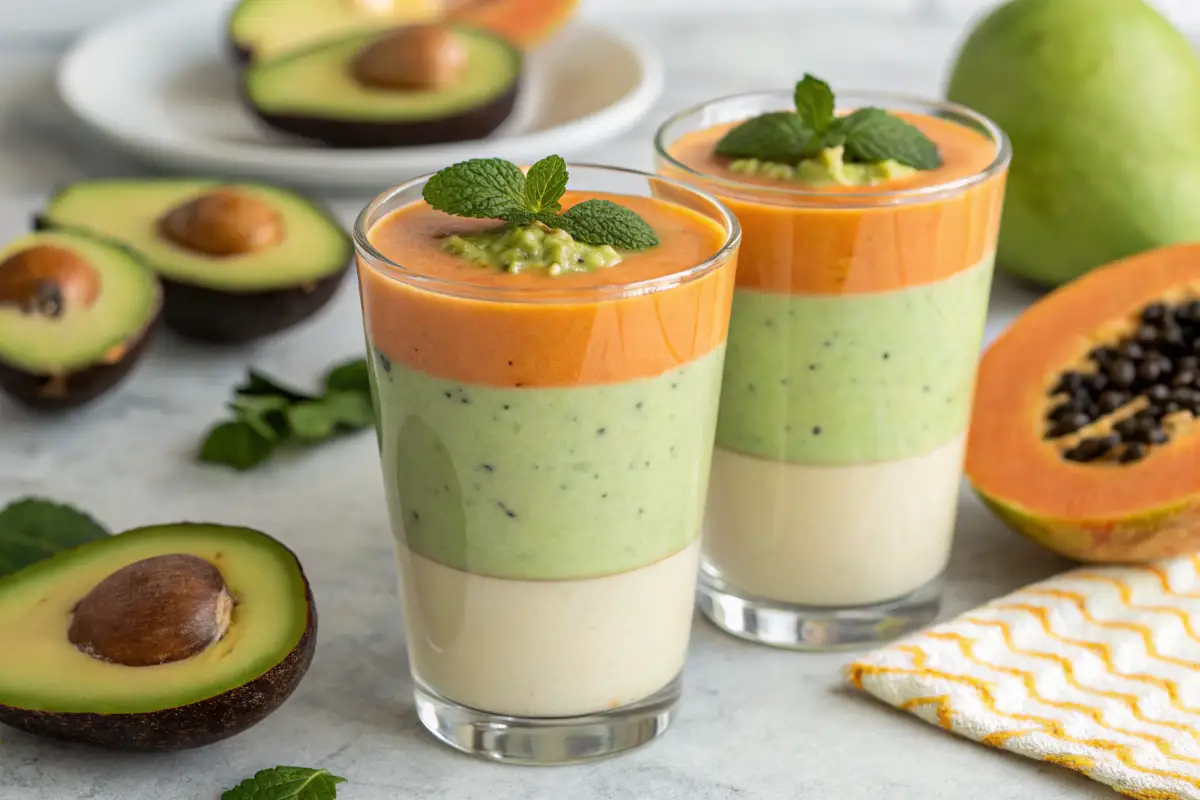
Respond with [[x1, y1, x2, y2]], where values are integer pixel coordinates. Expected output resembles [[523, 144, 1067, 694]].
[[848, 558, 1200, 800], [848, 646, 1200, 796]]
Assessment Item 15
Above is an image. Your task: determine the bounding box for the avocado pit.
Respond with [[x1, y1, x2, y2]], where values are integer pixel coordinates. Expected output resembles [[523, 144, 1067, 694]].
[[0, 244, 100, 318], [1042, 297, 1200, 465], [157, 189, 284, 258], [68, 553, 234, 667], [352, 24, 468, 92]]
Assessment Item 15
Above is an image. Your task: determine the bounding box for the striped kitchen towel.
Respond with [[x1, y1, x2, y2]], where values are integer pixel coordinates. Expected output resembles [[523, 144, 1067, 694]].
[[847, 554, 1200, 800]]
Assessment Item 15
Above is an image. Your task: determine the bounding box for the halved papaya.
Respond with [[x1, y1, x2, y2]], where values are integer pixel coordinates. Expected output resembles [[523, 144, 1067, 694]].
[[449, 0, 579, 49], [966, 243, 1200, 563]]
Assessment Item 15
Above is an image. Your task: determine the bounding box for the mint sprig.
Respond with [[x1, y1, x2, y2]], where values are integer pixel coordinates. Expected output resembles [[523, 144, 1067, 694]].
[[715, 73, 942, 170], [222, 766, 346, 800], [423, 156, 659, 251], [198, 357, 376, 472]]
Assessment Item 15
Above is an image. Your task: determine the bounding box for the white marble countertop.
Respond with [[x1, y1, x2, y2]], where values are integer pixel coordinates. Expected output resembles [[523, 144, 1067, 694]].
[[0, 6, 1127, 799]]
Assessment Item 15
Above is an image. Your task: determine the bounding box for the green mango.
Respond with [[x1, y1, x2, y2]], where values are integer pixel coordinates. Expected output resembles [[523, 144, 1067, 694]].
[[946, 0, 1200, 286]]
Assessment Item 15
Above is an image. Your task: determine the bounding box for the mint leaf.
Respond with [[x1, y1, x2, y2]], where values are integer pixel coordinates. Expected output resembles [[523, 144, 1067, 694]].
[[423, 158, 529, 222], [794, 74, 835, 132], [714, 112, 817, 163], [0, 497, 109, 578], [229, 394, 290, 441], [834, 107, 942, 169], [323, 358, 370, 396], [198, 421, 275, 471], [523, 155, 568, 214], [222, 766, 346, 800], [549, 200, 659, 251], [237, 370, 315, 404], [322, 390, 375, 430]]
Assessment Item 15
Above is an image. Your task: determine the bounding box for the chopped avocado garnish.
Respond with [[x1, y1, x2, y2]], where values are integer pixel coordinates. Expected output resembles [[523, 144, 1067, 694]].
[[729, 146, 917, 188], [223, 766, 347, 800], [423, 155, 660, 261], [715, 73, 942, 174], [0, 517, 316, 751], [198, 356, 376, 471], [445, 222, 623, 274], [0, 497, 109, 578]]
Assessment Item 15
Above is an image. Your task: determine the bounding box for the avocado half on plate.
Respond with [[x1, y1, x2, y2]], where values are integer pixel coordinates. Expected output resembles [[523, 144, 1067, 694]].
[[0, 230, 161, 411], [242, 23, 523, 148], [0, 523, 316, 751], [35, 179, 352, 344]]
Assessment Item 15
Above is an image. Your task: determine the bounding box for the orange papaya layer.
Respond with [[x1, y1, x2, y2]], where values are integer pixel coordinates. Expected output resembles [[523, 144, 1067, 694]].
[[360, 191, 736, 388], [966, 243, 1200, 522], [662, 113, 1005, 295], [449, 0, 578, 48]]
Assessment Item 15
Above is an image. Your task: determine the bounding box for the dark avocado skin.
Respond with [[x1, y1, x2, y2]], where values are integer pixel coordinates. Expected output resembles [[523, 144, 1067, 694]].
[[33, 189, 352, 345], [0, 313, 160, 412], [246, 82, 520, 149], [160, 264, 349, 344], [0, 566, 318, 751]]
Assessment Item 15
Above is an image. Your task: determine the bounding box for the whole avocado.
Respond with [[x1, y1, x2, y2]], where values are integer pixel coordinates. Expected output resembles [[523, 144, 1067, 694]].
[[946, 0, 1200, 287]]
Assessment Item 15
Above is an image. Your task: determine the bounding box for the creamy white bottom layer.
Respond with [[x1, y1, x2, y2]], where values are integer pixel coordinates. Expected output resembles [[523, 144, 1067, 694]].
[[704, 435, 965, 607], [396, 540, 700, 718]]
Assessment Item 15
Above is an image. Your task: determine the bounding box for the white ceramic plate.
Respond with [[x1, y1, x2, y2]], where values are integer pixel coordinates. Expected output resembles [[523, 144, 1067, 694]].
[[56, 1, 664, 193]]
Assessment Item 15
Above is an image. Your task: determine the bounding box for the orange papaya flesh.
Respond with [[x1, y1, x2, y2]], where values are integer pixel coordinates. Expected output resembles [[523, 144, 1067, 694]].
[[449, 0, 579, 49], [965, 242, 1200, 563]]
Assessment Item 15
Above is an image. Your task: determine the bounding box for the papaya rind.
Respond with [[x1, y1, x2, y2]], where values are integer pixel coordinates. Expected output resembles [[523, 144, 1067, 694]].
[[971, 485, 1200, 564]]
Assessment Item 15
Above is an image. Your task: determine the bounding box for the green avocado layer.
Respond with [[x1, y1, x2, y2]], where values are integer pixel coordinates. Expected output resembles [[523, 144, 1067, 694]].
[[716, 255, 994, 466], [372, 343, 726, 582]]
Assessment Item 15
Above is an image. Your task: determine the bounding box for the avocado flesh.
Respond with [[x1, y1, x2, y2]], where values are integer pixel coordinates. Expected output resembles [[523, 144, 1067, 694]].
[[39, 180, 351, 293], [245, 25, 520, 124], [229, 0, 445, 63], [0, 231, 159, 374], [0, 523, 310, 716]]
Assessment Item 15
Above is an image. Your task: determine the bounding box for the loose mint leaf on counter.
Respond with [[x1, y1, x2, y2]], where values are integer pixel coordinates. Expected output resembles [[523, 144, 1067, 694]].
[[714, 111, 815, 163], [794, 73, 835, 133], [0, 497, 109, 578], [237, 370, 316, 403], [424, 156, 659, 252], [549, 200, 660, 251], [198, 421, 275, 471], [423, 157, 530, 222], [222, 766, 347, 800], [198, 357, 376, 471], [523, 154, 568, 214], [836, 107, 944, 169], [323, 358, 372, 396]]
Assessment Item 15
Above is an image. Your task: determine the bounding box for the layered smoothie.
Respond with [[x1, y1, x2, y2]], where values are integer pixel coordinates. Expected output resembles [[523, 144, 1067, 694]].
[[656, 86, 1008, 643], [355, 161, 737, 753]]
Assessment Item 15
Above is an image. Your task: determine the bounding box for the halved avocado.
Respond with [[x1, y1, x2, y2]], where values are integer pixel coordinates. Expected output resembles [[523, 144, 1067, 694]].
[[228, 0, 445, 64], [35, 179, 351, 344], [243, 23, 522, 148], [0, 523, 316, 751], [0, 231, 161, 411]]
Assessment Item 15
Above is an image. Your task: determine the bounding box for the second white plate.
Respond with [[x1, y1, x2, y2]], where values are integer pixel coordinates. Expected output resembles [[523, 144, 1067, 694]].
[[56, 1, 665, 193]]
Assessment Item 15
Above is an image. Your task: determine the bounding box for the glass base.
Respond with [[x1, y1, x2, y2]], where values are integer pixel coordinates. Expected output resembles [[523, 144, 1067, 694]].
[[696, 568, 942, 651], [413, 675, 680, 765]]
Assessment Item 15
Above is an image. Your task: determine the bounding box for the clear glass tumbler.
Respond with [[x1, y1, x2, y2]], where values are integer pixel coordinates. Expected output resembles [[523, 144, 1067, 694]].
[[353, 164, 740, 763], [655, 91, 1011, 649]]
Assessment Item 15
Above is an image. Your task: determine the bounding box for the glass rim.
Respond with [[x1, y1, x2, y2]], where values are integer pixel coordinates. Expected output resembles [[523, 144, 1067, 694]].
[[652, 88, 1013, 205], [352, 162, 742, 304]]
